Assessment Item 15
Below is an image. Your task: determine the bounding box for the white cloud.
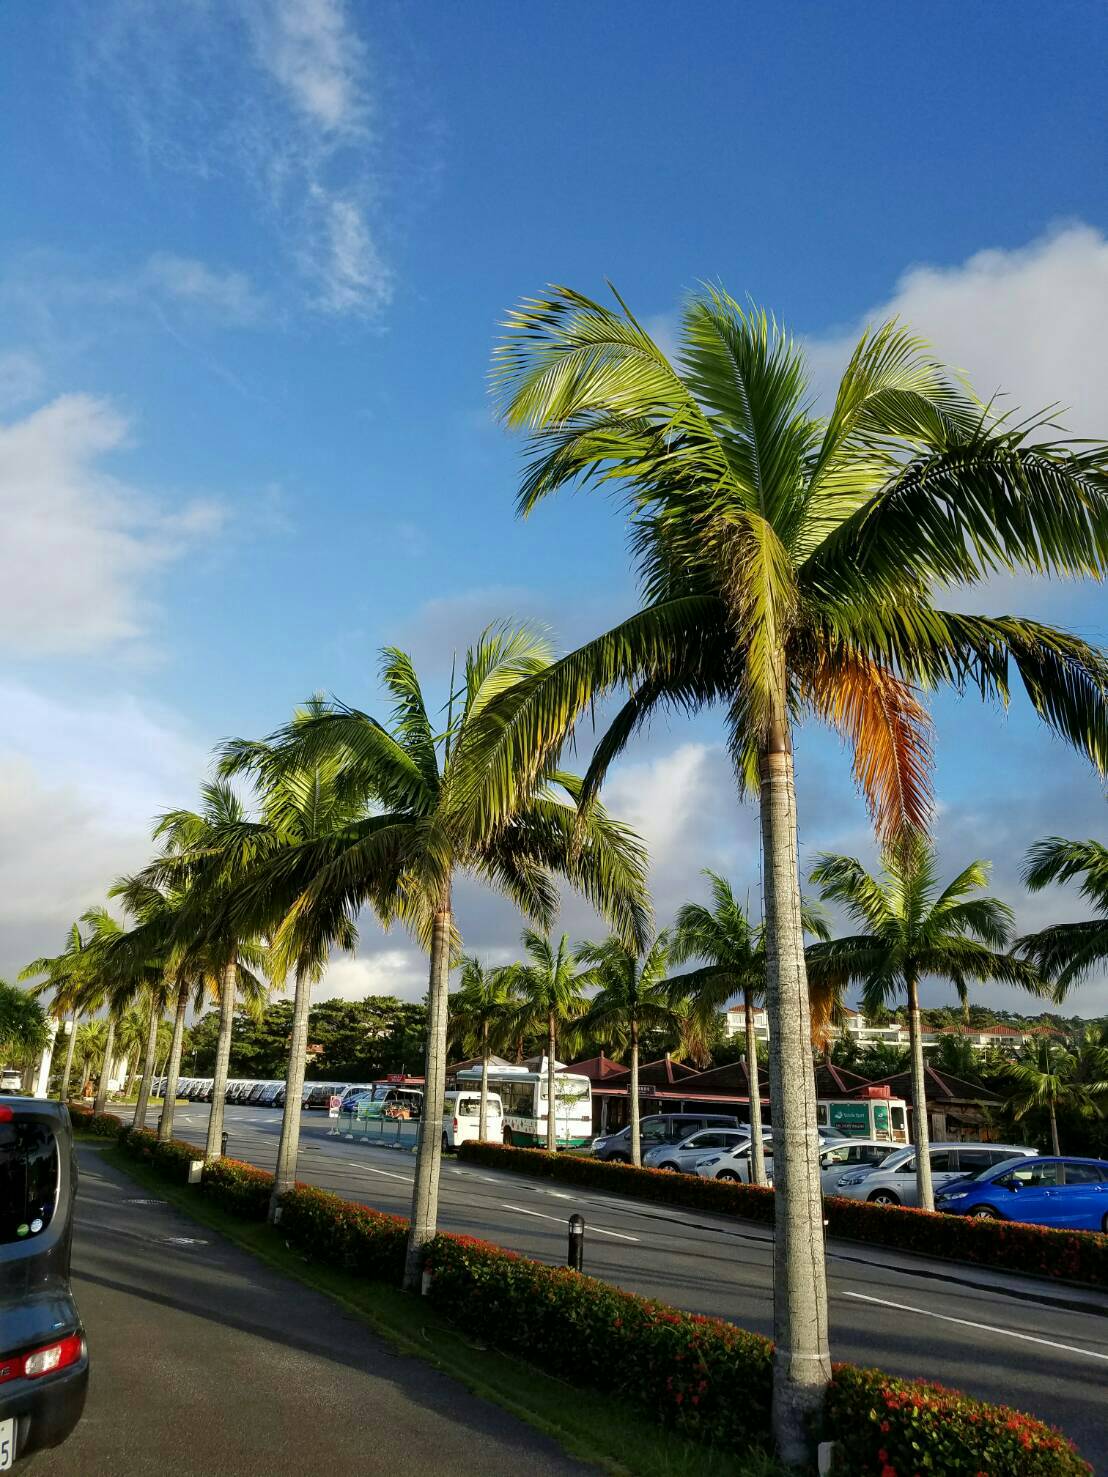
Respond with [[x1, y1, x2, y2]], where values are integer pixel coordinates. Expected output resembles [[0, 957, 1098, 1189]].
[[144, 253, 265, 324], [0, 681, 207, 979], [81, 0, 392, 319], [0, 393, 222, 656], [312, 948, 426, 1003], [807, 222, 1108, 439]]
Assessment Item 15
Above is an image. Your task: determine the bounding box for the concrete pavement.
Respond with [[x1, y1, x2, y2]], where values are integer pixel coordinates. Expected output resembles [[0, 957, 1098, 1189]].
[[25, 1147, 594, 1477]]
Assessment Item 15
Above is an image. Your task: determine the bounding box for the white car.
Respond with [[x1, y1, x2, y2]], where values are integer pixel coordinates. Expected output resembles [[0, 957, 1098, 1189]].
[[817, 1139, 898, 1194], [642, 1127, 752, 1174], [695, 1130, 843, 1183], [831, 1142, 1038, 1206]]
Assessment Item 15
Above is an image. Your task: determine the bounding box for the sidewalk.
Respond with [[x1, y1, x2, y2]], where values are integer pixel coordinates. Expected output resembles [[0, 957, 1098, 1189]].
[[26, 1149, 594, 1476]]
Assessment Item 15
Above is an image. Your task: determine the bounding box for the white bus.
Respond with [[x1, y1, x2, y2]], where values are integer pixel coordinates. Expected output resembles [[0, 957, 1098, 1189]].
[[455, 1063, 592, 1148]]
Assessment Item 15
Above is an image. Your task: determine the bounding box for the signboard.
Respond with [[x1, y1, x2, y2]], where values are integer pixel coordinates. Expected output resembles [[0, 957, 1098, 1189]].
[[328, 1094, 342, 1119], [872, 1102, 890, 1135], [638, 1084, 658, 1098], [828, 1101, 870, 1137]]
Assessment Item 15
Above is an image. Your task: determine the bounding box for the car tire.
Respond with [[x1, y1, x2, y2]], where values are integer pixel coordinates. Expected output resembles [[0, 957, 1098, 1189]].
[[716, 1170, 740, 1182], [658, 1162, 679, 1173], [968, 1205, 1000, 1219], [611, 1153, 631, 1164], [504, 1128, 516, 1147], [867, 1190, 901, 1206]]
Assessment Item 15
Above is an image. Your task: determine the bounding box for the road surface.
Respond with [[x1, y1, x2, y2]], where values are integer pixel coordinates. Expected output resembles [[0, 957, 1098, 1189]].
[[151, 1103, 1108, 1468], [24, 1147, 594, 1476]]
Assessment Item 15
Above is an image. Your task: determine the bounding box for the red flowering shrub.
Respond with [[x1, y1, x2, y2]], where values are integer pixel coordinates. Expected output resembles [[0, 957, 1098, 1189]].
[[456, 1143, 1107, 1286], [116, 1125, 202, 1182], [826, 1365, 1092, 1476], [68, 1107, 127, 1139], [200, 1156, 274, 1219], [424, 1232, 775, 1449], [279, 1184, 407, 1283]]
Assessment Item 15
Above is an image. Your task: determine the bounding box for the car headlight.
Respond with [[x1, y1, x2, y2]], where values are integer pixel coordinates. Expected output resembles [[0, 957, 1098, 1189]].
[[938, 1190, 969, 1201], [838, 1173, 868, 1186], [698, 1156, 721, 1166]]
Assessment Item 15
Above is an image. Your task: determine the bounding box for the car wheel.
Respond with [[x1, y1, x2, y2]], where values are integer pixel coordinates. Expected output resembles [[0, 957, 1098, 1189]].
[[716, 1170, 740, 1182], [504, 1128, 516, 1147], [867, 1190, 901, 1206], [659, 1162, 679, 1173], [968, 1205, 1000, 1219], [611, 1153, 631, 1164]]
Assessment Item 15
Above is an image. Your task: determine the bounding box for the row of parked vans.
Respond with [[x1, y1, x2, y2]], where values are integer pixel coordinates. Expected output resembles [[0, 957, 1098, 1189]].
[[151, 1077, 324, 1108]]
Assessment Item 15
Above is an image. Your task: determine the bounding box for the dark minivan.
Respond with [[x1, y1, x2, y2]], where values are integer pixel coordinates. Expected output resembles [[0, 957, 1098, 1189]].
[[591, 1112, 741, 1162], [1, 1099, 88, 1467]]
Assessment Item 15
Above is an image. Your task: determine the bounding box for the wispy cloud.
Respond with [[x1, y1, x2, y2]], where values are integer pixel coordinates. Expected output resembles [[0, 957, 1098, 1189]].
[[0, 392, 223, 657], [79, 0, 394, 319], [144, 253, 266, 324]]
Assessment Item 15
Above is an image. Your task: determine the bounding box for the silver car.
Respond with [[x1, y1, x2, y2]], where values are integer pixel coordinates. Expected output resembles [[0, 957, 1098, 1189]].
[[642, 1127, 751, 1173], [818, 1139, 897, 1194], [832, 1142, 1038, 1206], [695, 1129, 842, 1183]]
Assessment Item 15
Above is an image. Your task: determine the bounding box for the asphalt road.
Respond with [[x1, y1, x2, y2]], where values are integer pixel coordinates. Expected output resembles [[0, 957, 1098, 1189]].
[[152, 1103, 1108, 1469], [23, 1147, 594, 1477]]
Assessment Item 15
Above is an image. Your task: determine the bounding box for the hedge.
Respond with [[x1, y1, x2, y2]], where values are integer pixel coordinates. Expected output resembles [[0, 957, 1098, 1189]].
[[116, 1126, 199, 1182], [456, 1142, 1108, 1286], [68, 1106, 127, 1139], [825, 1365, 1091, 1476], [104, 1141, 1092, 1473]]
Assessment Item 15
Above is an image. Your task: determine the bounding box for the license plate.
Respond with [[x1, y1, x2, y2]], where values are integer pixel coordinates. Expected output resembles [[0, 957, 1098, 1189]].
[[0, 1417, 14, 1471]]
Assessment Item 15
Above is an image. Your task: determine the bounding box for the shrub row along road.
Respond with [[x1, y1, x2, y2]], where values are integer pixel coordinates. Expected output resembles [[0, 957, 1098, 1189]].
[[161, 1105, 1108, 1466], [28, 1148, 593, 1476]]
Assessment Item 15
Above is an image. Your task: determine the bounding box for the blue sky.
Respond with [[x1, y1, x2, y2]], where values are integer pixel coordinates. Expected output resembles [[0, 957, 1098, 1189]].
[[2, 1, 1106, 1013]]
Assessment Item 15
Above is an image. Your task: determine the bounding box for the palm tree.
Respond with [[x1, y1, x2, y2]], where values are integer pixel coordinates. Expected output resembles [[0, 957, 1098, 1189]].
[[1017, 837, 1108, 994], [485, 287, 1108, 1456], [1004, 1033, 1108, 1154], [241, 630, 649, 1288], [577, 933, 675, 1166], [0, 981, 50, 1072], [21, 922, 90, 1101], [142, 787, 270, 1152], [73, 1019, 107, 1097], [808, 839, 1044, 1210], [669, 871, 830, 1185], [449, 957, 520, 1141], [511, 930, 593, 1151]]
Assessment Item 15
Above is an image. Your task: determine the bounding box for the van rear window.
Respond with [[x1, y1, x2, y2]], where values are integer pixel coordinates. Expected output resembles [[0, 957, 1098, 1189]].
[[0, 1120, 59, 1244]]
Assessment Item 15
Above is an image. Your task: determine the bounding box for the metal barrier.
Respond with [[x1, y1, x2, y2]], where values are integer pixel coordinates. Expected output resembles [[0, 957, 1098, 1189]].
[[328, 1110, 420, 1151]]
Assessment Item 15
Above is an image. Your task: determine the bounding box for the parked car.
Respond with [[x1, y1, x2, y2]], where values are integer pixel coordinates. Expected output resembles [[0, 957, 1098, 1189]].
[[257, 1083, 282, 1107], [818, 1139, 897, 1194], [695, 1129, 844, 1182], [442, 1091, 504, 1149], [935, 1156, 1108, 1230], [643, 1127, 751, 1173], [832, 1142, 1037, 1205], [0, 1071, 23, 1093], [305, 1083, 347, 1110], [1, 1098, 89, 1464], [272, 1086, 287, 1108], [591, 1113, 741, 1163]]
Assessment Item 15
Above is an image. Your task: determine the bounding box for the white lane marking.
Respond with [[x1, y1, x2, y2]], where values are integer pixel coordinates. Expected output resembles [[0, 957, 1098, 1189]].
[[359, 1165, 411, 1182], [842, 1292, 1108, 1362], [500, 1204, 639, 1242]]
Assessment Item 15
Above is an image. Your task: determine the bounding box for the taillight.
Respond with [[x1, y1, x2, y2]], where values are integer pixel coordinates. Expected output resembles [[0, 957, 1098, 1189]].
[[0, 1105, 13, 1122], [0, 1335, 84, 1384], [453, 1118, 459, 1131]]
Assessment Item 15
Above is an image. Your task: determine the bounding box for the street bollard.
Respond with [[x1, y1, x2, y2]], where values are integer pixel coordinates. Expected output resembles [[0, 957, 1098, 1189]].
[[567, 1213, 585, 1272], [220, 1130, 228, 1157]]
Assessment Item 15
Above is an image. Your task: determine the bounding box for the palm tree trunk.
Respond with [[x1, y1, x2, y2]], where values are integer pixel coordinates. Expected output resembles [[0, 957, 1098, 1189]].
[[745, 989, 767, 1186], [58, 1016, 79, 1102], [758, 716, 831, 1465], [159, 982, 190, 1142], [403, 886, 453, 1289], [268, 968, 312, 1221], [629, 1013, 641, 1167], [546, 1013, 557, 1152], [94, 1015, 116, 1114], [478, 1023, 490, 1141], [205, 961, 237, 1161], [1049, 1100, 1061, 1156], [906, 973, 934, 1212], [131, 996, 160, 1131]]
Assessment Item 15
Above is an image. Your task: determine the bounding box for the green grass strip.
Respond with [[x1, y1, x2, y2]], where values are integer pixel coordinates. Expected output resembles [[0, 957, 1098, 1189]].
[[91, 1145, 784, 1477]]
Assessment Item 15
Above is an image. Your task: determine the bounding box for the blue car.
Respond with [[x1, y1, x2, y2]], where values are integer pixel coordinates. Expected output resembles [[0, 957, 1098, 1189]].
[[934, 1155, 1108, 1231]]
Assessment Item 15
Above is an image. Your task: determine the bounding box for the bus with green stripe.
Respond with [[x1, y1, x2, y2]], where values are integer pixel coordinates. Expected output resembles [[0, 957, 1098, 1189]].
[[454, 1063, 592, 1148]]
